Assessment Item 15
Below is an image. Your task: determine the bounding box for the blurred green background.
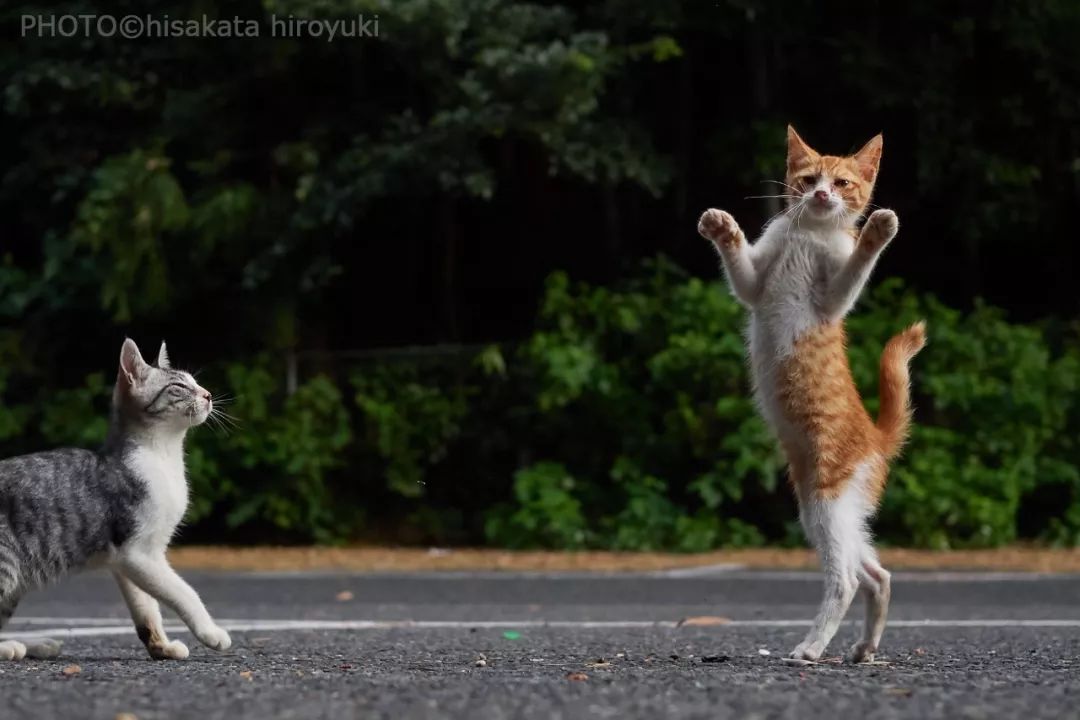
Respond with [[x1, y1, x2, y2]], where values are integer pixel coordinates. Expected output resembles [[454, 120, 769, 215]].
[[2, 1, 1078, 548]]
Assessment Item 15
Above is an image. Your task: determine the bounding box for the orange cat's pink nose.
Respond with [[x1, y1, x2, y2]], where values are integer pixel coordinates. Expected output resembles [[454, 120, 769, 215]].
[[814, 190, 829, 202]]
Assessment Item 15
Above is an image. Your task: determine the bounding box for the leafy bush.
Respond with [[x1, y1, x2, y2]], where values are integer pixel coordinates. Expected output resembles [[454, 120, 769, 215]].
[[0, 260, 1076, 549], [485, 260, 1079, 550]]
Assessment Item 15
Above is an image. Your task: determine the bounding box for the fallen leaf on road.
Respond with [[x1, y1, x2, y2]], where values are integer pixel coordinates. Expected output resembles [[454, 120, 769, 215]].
[[677, 616, 732, 627], [115, 714, 138, 720], [335, 591, 354, 601], [566, 672, 589, 682], [586, 659, 610, 668], [239, 671, 253, 681], [914, 647, 926, 656], [886, 687, 913, 697], [61, 665, 81, 676]]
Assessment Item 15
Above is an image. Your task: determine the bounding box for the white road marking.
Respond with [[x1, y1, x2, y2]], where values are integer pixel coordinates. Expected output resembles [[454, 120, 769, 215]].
[[218, 569, 1080, 581], [8, 617, 1080, 640]]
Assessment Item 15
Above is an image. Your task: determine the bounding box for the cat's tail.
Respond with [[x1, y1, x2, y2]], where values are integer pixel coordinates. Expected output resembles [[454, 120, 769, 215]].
[[876, 321, 927, 459]]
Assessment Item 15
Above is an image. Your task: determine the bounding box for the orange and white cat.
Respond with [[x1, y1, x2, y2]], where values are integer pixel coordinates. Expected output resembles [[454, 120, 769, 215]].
[[697, 126, 925, 663]]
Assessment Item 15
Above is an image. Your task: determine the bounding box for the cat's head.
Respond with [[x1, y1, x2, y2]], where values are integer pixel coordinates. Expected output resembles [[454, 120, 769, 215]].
[[785, 125, 882, 225], [113, 338, 212, 431]]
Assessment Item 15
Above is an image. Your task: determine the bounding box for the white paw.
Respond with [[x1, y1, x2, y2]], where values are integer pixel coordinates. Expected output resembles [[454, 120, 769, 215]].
[[697, 209, 742, 249], [196, 625, 232, 652], [789, 640, 825, 662], [847, 641, 876, 664], [150, 639, 190, 661], [23, 638, 63, 659], [0, 640, 27, 661], [861, 208, 899, 250]]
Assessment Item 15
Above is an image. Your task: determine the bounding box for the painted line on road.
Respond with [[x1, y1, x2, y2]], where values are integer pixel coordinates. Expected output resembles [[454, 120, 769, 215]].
[[10, 617, 1080, 640], [214, 569, 1080, 582]]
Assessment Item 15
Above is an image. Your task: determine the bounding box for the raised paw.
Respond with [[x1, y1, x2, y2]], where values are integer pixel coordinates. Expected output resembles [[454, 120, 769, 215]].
[[0, 640, 27, 661], [847, 641, 876, 664], [195, 625, 232, 652], [859, 209, 899, 252], [788, 640, 825, 662], [697, 209, 743, 250], [149, 639, 190, 661]]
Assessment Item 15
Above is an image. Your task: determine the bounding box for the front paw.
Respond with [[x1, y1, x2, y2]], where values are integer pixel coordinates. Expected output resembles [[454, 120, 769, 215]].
[[195, 625, 232, 652], [859, 209, 899, 252], [698, 209, 743, 250]]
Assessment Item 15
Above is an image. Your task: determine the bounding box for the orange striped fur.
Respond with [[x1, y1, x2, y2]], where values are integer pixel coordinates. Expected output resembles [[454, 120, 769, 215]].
[[780, 321, 926, 504]]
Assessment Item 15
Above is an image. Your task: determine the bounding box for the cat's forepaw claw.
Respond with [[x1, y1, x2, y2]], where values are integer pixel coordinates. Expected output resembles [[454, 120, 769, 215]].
[[698, 209, 743, 250], [860, 209, 899, 251], [196, 625, 232, 652], [847, 641, 877, 664]]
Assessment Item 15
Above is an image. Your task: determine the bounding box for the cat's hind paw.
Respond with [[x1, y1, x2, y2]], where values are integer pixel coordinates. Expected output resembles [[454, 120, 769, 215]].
[[23, 638, 62, 659], [846, 641, 877, 664], [788, 640, 825, 662]]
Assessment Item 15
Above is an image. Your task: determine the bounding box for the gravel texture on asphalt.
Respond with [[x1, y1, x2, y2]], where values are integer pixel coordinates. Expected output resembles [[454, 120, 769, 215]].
[[1, 570, 1078, 719]]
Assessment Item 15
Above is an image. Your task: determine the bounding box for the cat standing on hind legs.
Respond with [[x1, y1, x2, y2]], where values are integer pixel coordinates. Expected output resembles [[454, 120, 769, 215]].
[[697, 125, 926, 663], [0, 338, 231, 660]]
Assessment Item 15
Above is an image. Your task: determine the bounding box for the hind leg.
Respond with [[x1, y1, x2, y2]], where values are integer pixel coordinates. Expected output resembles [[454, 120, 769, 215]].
[[0, 586, 61, 660], [789, 498, 861, 661], [848, 552, 891, 663], [0, 599, 27, 660]]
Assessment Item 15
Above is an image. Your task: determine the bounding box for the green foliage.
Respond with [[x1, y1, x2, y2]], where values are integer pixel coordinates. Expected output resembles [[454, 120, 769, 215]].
[[2, 0, 1079, 548], [485, 462, 589, 549], [492, 265, 1079, 550], [351, 366, 468, 498], [186, 363, 353, 543], [848, 284, 1080, 548], [1, 261, 1078, 549], [71, 150, 189, 321]]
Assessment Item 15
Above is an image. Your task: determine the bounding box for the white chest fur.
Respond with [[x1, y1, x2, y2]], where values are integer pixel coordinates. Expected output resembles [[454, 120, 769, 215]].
[[126, 440, 190, 548]]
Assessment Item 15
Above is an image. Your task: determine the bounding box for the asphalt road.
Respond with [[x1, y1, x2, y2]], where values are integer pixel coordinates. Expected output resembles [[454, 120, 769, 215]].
[[2, 568, 1079, 719]]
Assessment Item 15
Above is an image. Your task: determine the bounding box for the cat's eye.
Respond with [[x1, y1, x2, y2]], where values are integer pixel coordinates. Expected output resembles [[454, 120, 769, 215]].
[[834, 178, 850, 188], [168, 387, 185, 397], [801, 175, 819, 186]]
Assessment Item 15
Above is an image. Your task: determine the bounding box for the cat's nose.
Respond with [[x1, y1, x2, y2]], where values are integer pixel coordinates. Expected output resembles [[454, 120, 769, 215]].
[[202, 390, 212, 401], [814, 190, 829, 202]]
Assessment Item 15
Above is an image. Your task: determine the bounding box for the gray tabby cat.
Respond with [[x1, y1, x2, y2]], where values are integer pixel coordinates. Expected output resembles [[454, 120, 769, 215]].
[[0, 338, 231, 660]]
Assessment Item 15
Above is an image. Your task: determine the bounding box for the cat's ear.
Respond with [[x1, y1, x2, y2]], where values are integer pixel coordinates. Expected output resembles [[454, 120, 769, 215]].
[[786, 125, 818, 170], [156, 341, 171, 369], [119, 338, 150, 386], [853, 133, 883, 182]]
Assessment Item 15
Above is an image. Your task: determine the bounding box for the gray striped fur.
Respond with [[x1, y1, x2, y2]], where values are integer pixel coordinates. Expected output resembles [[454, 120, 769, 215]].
[[0, 339, 230, 660]]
